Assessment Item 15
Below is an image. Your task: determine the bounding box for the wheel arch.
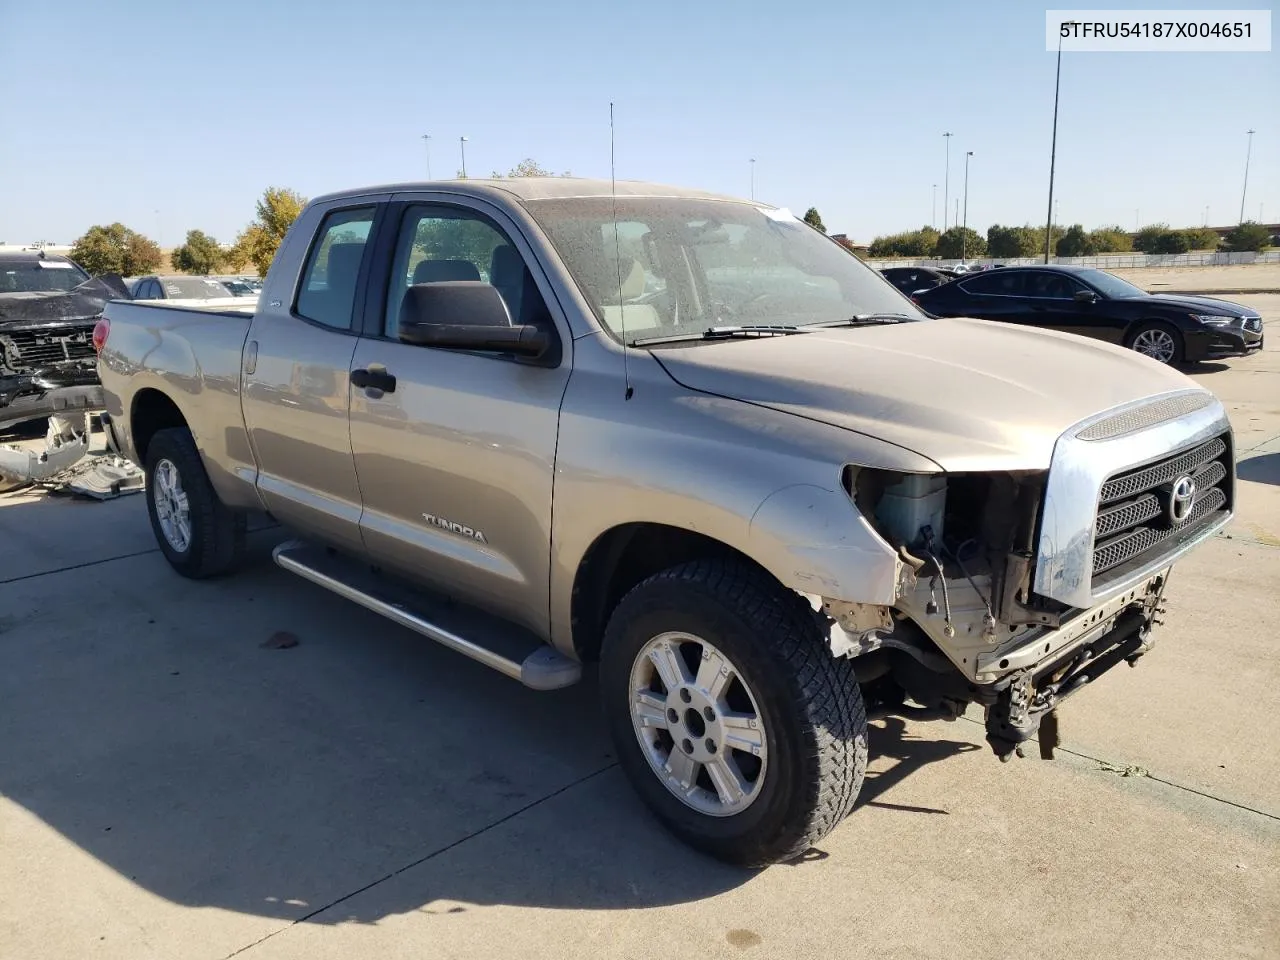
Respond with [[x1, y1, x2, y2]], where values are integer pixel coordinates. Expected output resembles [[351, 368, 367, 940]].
[[569, 523, 776, 664], [1123, 316, 1182, 347], [130, 388, 190, 465]]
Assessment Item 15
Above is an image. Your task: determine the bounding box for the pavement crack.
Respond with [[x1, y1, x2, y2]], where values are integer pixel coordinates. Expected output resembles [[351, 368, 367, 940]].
[[957, 715, 1280, 822], [223, 760, 619, 959], [0, 547, 160, 585]]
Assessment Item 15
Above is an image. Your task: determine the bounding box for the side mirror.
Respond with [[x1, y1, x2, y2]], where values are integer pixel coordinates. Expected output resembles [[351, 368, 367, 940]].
[[398, 281, 548, 359], [1073, 289, 1099, 303], [402, 321, 548, 356]]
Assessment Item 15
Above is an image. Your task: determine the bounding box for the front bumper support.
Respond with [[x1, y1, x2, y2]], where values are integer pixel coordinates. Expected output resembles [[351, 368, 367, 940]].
[[983, 606, 1155, 758]]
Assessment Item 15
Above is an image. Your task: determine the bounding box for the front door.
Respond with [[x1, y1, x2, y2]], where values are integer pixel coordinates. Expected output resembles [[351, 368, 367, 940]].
[[347, 199, 572, 635], [241, 201, 384, 552], [1019, 270, 1116, 343]]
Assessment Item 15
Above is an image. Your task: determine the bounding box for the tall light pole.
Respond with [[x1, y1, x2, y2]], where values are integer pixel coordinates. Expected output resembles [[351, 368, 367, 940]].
[[942, 132, 953, 231], [1044, 27, 1066, 263], [459, 136, 469, 178], [961, 151, 973, 260], [932, 183, 937, 229], [1239, 128, 1255, 223], [1203, 205, 1209, 227], [750, 158, 756, 200], [421, 133, 432, 179]]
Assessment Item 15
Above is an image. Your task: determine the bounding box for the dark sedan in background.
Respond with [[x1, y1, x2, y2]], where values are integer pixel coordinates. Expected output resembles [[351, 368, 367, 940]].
[[913, 264, 1263, 365], [879, 265, 955, 295]]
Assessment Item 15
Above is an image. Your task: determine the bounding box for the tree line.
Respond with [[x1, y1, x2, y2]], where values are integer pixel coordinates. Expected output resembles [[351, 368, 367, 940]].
[[867, 220, 1271, 260], [69, 186, 307, 279]]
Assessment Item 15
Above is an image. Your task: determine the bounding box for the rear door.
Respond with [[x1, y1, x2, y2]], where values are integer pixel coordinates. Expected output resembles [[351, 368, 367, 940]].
[[346, 195, 573, 635], [240, 198, 389, 552]]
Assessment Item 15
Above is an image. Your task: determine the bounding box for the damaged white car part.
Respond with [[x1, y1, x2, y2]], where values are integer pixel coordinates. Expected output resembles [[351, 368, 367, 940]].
[[0, 413, 144, 499]]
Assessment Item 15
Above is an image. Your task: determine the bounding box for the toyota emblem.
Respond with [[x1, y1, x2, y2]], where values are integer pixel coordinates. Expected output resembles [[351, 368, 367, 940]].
[[1168, 475, 1197, 525]]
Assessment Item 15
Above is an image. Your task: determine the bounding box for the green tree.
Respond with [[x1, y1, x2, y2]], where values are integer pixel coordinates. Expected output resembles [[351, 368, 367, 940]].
[[221, 243, 249, 273], [1223, 221, 1272, 253], [232, 186, 307, 277], [171, 229, 224, 274], [1087, 226, 1133, 252], [490, 158, 572, 178], [802, 207, 826, 233], [69, 223, 162, 277], [1055, 224, 1091, 257], [1134, 223, 1191, 254], [936, 226, 986, 260], [1182, 227, 1220, 251], [987, 224, 1041, 258], [867, 226, 938, 258]]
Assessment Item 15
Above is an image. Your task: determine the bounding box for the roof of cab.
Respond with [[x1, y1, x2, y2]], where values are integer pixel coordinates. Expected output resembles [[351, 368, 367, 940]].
[[308, 177, 758, 207]]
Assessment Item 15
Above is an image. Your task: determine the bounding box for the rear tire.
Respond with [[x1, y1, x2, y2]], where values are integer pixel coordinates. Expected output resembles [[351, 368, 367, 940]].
[[145, 427, 245, 578], [600, 559, 867, 867], [1127, 321, 1184, 366]]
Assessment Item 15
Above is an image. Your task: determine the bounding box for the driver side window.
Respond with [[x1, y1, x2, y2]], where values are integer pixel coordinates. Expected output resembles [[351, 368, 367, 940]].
[[383, 205, 555, 345]]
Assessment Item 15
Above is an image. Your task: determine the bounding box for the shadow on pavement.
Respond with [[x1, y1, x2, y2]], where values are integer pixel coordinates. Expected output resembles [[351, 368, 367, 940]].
[[0, 527, 975, 924], [858, 715, 983, 815], [1184, 361, 1232, 374], [1237, 452, 1280, 486]]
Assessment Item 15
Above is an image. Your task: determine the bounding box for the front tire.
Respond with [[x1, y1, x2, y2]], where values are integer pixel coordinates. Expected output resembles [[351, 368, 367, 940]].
[[1127, 321, 1184, 365], [145, 427, 245, 578], [600, 559, 867, 867]]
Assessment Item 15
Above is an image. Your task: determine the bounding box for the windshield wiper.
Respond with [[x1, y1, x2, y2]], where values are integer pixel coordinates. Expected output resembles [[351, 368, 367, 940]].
[[631, 325, 812, 347], [809, 313, 918, 328]]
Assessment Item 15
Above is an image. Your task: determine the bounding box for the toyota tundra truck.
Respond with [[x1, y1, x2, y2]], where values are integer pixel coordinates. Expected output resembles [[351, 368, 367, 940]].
[[94, 178, 1235, 867]]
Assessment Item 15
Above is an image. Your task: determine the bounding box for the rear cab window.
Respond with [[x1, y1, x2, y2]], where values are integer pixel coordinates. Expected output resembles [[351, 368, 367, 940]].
[[295, 207, 377, 330]]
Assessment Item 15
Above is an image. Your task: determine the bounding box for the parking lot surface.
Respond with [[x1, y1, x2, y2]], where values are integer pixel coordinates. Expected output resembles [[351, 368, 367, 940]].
[[3, 296, 1278, 960]]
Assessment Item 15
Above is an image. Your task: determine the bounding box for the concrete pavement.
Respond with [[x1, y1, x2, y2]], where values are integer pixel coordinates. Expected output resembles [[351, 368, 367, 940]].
[[2, 297, 1278, 960]]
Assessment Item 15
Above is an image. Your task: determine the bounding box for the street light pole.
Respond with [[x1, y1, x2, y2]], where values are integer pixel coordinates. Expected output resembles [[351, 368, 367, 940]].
[[1044, 28, 1065, 263], [962, 151, 973, 259], [942, 133, 953, 231], [750, 158, 756, 200], [1239, 128, 1255, 223], [421, 134, 432, 179], [459, 136, 469, 178]]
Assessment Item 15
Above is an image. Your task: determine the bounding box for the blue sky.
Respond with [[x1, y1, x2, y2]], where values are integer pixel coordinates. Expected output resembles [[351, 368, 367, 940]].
[[1, 0, 1275, 246]]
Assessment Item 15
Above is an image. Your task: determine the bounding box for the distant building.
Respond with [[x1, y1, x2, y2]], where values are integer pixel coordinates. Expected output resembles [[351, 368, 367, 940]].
[[830, 233, 869, 256]]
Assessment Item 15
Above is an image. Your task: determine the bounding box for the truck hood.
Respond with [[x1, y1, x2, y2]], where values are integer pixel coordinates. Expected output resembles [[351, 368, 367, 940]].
[[651, 317, 1204, 472], [0, 275, 130, 328]]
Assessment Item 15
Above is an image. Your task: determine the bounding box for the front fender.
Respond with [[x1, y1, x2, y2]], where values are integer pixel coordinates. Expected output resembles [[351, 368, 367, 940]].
[[748, 482, 902, 604]]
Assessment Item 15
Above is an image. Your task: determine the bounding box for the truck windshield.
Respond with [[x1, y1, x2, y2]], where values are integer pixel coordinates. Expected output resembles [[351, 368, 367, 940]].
[[525, 197, 924, 344], [0, 260, 91, 293]]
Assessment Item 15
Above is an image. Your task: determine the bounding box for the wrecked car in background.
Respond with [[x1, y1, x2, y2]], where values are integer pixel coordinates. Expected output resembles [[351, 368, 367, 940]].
[[0, 251, 127, 432], [0, 250, 141, 495]]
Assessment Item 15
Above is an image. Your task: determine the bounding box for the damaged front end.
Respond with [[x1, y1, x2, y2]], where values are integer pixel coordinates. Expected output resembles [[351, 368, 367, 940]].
[[0, 274, 128, 433], [816, 399, 1232, 761], [0, 274, 142, 496]]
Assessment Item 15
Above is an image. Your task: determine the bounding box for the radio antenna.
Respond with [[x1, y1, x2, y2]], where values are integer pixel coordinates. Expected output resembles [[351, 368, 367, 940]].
[[610, 101, 633, 400]]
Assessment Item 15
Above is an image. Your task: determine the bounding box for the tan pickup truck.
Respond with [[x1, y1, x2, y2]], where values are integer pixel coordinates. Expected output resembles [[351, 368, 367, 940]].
[[95, 178, 1235, 866]]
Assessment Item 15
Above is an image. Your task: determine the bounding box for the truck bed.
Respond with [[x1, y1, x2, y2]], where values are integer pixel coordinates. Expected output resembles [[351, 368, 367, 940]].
[[98, 298, 260, 509]]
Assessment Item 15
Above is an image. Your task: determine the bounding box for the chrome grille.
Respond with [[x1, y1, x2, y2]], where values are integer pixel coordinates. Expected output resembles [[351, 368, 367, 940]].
[[1099, 437, 1225, 504], [1091, 435, 1232, 583]]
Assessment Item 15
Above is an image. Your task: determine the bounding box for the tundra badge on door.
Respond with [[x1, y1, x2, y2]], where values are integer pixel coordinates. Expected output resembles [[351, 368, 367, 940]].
[[422, 513, 488, 543]]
